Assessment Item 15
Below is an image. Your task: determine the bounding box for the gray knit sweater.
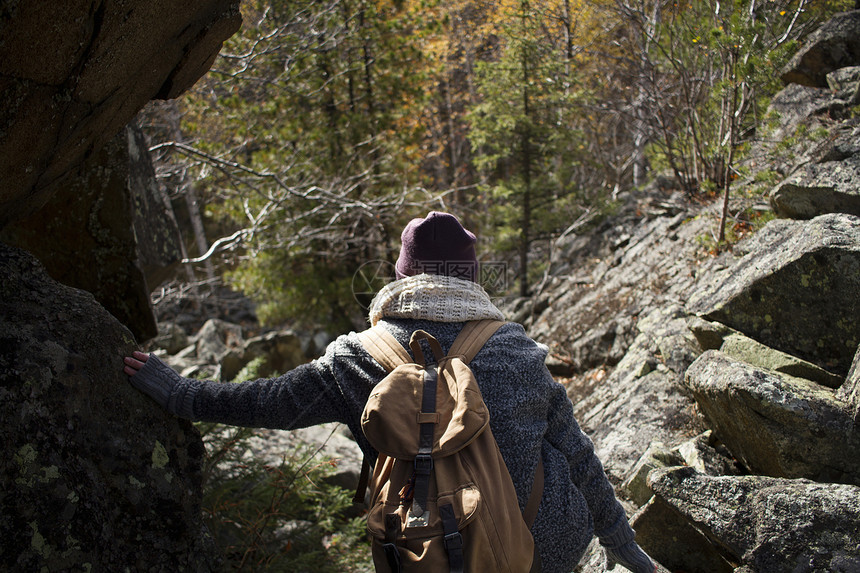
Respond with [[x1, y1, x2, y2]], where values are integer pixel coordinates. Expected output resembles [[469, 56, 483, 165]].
[[132, 318, 642, 572]]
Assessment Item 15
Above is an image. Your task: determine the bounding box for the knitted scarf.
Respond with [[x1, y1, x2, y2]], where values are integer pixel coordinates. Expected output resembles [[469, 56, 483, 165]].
[[368, 274, 505, 326]]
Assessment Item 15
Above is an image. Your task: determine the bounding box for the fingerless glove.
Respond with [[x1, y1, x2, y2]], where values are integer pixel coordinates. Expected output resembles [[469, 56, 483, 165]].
[[129, 354, 197, 419], [605, 541, 656, 573], [599, 515, 656, 573]]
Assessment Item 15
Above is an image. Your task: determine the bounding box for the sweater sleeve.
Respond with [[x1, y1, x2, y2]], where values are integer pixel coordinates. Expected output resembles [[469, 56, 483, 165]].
[[471, 321, 626, 536], [132, 332, 387, 457], [187, 359, 343, 429], [542, 379, 628, 537], [192, 331, 385, 434]]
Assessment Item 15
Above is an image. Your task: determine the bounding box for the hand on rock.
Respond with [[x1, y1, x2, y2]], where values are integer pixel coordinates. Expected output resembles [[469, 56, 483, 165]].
[[123, 350, 149, 377], [123, 352, 179, 412]]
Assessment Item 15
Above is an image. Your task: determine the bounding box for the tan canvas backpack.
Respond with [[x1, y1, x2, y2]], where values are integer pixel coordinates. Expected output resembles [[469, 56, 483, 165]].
[[356, 319, 544, 573]]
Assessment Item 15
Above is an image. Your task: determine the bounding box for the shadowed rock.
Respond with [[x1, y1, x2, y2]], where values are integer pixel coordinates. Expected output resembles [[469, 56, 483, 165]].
[[0, 125, 183, 341], [722, 330, 842, 389], [0, 243, 217, 570], [0, 0, 242, 229], [780, 10, 860, 87], [622, 432, 744, 509], [688, 316, 844, 388], [629, 495, 736, 573]]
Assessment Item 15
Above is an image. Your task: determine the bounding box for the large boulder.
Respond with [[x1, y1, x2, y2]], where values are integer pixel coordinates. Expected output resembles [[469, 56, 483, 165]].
[[0, 243, 217, 570], [0, 124, 183, 342], [687, 213, 860, 376], [780, 10, 860, 88], [769, 125, 860, 219], [684, 350, 860, 485], [0, 1, 242, 229], [647, 467, 860, 572]]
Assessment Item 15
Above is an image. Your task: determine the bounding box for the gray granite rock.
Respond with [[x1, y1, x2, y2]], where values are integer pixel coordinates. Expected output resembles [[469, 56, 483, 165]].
[[685, 350, 859, 485], [688, 214, 860, 377], [0, 243, 218, 571], [649, 466, 860, 572]]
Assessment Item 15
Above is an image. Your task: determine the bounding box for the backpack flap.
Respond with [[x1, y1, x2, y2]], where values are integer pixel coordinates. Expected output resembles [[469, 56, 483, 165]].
[[433, 357, 491, 455], [361, 357, 490, 461]]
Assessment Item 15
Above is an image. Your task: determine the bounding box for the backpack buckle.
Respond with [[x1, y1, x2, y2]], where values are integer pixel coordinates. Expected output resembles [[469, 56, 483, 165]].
[[444, 531, 463, 553], [414, 454, 433, 475], [406, 507, 430, 528]]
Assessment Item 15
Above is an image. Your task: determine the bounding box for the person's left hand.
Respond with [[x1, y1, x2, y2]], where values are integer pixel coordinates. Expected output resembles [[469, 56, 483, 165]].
[[123, 351, 149, 377]]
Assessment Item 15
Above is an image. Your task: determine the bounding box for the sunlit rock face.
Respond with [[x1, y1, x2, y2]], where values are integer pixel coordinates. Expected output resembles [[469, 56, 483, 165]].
[[687, 213, 860, 377], [0, 0, 242, 229], [0, 243, 218, 570], [685, 350, 860, 485]]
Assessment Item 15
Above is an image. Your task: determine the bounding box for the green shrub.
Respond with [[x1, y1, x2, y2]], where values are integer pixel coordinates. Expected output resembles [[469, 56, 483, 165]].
[[196, 359, 371, 572]]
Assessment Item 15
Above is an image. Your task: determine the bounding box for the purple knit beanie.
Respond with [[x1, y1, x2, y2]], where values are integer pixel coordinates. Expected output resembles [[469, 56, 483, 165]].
[[395, 212, 478, 282]]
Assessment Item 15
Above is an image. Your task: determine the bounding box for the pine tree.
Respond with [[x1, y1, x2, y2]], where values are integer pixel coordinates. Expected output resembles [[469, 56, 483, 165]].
[[468, 0, 590, 296]]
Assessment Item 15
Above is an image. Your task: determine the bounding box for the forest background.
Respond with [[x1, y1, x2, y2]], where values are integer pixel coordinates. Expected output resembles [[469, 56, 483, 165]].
[[140, 0, 853, 334]]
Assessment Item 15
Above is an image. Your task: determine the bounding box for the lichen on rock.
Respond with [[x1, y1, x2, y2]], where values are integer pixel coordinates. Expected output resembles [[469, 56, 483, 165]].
[[0, 243, 218, 571]]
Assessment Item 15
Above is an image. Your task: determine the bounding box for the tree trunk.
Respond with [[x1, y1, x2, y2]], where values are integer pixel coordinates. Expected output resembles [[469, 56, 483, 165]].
[[519, 0, 533, 298], [718, 48, 740, 244], [166, 101, 216, 288]]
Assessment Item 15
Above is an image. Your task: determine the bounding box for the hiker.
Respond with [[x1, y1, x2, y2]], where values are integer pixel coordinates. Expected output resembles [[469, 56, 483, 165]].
[[124, 211, 656, 573]]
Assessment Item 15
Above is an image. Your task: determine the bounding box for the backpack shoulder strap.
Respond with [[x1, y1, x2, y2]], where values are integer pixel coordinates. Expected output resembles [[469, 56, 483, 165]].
[[354, 326, 412, 504], [448, 319, 506, 364], [358, 326, 412, 371]]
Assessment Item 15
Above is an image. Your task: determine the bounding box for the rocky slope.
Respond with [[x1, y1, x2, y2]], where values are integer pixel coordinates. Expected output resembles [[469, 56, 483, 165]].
[[514, 17, 860, 569]]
